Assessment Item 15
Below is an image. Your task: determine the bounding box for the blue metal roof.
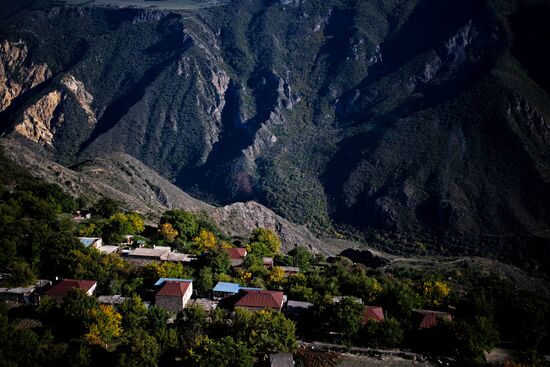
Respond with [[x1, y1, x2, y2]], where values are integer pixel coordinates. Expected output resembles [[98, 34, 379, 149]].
[[78, 237, 99, 248], [154, 278, 193, 287], [212, 282, 240, 293]]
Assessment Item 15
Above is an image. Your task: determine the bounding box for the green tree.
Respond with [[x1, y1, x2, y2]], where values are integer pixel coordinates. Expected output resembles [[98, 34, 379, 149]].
[[116, 328, 160, 367], [160, 210, 200, 240], [196, 267, 214, 294], [247, 228, 281, 257], [186, 336, 253, 367], [119, 294, 148, 331]]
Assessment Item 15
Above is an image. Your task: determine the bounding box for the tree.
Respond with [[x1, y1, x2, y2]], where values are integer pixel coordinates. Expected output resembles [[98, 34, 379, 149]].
[[380, 280, 421, 323], [247, 228, 281, 257], [196, 267, 214, 294], [209, 248, 231, 275], [267, 266, 286, 289], [186, 336, 253, 367], [193, 229, 217, 253], [85, 304, 123, 348], [116, 328, 160, 367], [160, 210, 199, 240], [331, 297, 364, 344], [93, 198, 120, 218], [421, 280, 452, 308], [452, 316, 499, 366], [61, 289, 100, 339], [232, 308, 296, 356], [119, 294, 148, 331], [158, 223, 178, 242], [125, 212, 144, 234]]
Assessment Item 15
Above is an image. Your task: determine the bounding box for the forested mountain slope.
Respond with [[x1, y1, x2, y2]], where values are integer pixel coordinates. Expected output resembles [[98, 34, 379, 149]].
[[1, 0, 549, 265]]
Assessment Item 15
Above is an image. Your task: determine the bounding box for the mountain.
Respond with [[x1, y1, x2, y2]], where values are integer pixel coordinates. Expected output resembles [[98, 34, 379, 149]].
[[1, 0, 549, 265], [0, 136, 323, 253]]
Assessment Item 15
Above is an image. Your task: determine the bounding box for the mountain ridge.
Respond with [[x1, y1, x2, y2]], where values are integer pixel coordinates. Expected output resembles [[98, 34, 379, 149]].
[[1, 0, 549, 267]]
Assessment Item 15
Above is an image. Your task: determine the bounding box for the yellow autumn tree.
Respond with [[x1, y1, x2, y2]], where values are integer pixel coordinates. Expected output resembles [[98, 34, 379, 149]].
[[267, 266, 286, 288], [421, 280, 452, 307], [193, 229, 217, 253], [159, 222, 178, 242], [85, 304, 123, 348]]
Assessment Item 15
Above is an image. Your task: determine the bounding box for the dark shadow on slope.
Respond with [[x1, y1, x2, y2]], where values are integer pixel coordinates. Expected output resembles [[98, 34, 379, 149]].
[[510, 3, 550, 94], [78, 37, 191, 152]]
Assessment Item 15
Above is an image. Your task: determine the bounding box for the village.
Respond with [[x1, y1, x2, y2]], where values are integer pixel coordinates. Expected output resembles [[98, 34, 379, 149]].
[[0, 186, 546, 367], [1, 224, 457, 367]]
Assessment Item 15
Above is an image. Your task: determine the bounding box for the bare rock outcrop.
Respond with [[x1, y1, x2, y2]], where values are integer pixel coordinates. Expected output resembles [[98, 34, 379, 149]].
[[0, 40, 52, 112]]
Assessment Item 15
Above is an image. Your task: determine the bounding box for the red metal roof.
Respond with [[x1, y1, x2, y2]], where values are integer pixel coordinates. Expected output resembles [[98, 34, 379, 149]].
[[156, 280, 192, 297], [362, 306, 385, 323], [44, 279, 97, 297], [235, 290, 284, 310], [413, 309, 452, 329], [225, 247, 247, 260]]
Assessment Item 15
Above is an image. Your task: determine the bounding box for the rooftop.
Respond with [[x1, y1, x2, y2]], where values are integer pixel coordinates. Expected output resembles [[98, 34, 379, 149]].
[[286, 300, 313, 309], [225, 247, 247, 260], [363, 306, 385, 323], [154, 278, 193, 287], [235, 290, 284, 310], [44, 279, 97, 297], [160, 252, 192, 262], [128, 247, 170, 258], [78, 237, 102, 248], [157, 280, 192, 297], [98, 295, 128, 305], [98, 245, 119, 255], [213, 282, 240, 294], [413, 309, 452, 329]]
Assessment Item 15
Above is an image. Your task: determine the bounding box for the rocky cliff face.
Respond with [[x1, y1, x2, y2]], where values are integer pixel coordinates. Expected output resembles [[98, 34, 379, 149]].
[[1, 0, 550, 260], [0, 40, 51, 112]]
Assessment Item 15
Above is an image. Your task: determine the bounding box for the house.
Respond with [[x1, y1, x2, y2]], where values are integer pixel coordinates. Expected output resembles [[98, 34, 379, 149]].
[[362, 306, 385, 324], [412, 309, 452, 329], [125, 247, 169, 264], [263, 257, 274, 269], [0, 279, 51, 305], [43, 279, 97, 304], [125, 246, 191, 265], [98, 295, 129, 306], [78, 237, 103, 249], [98, 245, 120, 255], [155, 279, 193, 313], [160, 252, 192, 262], [213, 282, 241, 299], [78, 237, 120, 255], [0, 285, 35, 304], [234, 290, 284, 312], [270, 353, 294, 367], [225, 248, 247, 267], [280, 266, 300, 276], [285, 300, 313, 318]]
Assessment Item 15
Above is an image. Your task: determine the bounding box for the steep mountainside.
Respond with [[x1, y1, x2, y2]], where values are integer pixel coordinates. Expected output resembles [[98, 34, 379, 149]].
[[1, 0, 549, 263], [0, 137, 322, 253]]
